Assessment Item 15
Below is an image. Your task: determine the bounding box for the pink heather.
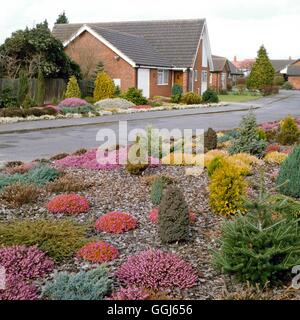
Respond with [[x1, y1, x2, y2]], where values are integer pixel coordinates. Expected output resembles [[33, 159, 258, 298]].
[[116, 250, 198, 290], [58, 98, 89, 109], [0, 246, 54, 300], [54, 147, 160, 170], [108, 287, 149, 300]]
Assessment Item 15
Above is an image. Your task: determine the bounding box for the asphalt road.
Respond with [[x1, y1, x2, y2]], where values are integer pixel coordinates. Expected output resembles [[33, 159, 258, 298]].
[[1, 91, 300, 162]]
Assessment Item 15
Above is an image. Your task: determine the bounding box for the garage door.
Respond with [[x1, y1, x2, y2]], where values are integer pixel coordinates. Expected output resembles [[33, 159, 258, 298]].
[[137, 69, 150, 98]]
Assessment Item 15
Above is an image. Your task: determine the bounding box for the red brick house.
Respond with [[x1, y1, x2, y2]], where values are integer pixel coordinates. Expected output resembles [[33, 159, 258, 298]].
[[52, 19, 213, 98], [271, 59, 300, 89], [210, 55, 243, 92]]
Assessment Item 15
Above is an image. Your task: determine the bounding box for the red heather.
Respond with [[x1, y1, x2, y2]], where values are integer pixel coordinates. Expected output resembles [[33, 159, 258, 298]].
[[95, 212, 138, 234], [76, 241, 119, 263], [266, 144, 281, 154], [149, 208, 197, 224], [108, 287, 149, 300], [46, 194, 90, 215], [116, 250, 198, 290], [0, 246, 54, 300]]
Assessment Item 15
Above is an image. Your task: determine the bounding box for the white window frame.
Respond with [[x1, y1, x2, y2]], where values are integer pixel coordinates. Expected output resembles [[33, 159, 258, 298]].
[[202, 70, 208, 82], [157, 69, 169, 85]]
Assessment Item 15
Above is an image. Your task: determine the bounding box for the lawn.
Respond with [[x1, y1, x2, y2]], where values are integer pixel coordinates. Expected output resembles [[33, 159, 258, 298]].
[[218, 94, 262, 103]]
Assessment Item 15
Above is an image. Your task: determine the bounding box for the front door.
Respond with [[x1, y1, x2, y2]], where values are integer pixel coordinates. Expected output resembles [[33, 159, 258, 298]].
[[174, 71, 183, 86], [137, 69, 150, 98]]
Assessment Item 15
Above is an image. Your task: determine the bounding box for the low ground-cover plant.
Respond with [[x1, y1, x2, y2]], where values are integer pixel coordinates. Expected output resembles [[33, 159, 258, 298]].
[[43, 266, 112, 300], [46, 174, 92, 193], [76, 241, 119, 263], [181, 92, 201, 105], [116, 250, 197, 290], [1, 183, 40, 207], [0, 219, 88, 261], [158, 186, 190, 243], [95, 212, 138, 234], [108, 287, 149, 301], [277, 145, 300, 198], [46, 194, 90, 215], [0, 165, 60, 190], [125, 162, 149, 175], [0, 245, 54, 300], [214, 187, 300, 285], [264, 151, 287, 164]]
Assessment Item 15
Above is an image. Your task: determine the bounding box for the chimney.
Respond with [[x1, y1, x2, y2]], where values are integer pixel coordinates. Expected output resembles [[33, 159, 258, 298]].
[[234, 56, 237, 62], [289, 56, 292, 60]]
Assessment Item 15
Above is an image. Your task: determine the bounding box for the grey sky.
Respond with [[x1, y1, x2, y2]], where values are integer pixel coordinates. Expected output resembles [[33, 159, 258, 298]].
[[1, 0, 299, 60]]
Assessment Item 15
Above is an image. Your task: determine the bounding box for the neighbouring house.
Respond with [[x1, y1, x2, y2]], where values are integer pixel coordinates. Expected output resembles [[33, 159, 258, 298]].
[[231, 56, 255, 76], [210, 55, 243, 92], [52, 19, 214, 99], [270, 59, 300, 89]]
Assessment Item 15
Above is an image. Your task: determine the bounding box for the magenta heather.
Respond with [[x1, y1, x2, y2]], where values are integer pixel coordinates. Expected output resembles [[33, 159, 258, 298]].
[[116, 250, 198, 290], [58, 98, 89, 109], [0, 246, 54, 300]]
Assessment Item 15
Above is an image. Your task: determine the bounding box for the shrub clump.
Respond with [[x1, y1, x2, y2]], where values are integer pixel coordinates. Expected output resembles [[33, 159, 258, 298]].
[[46, 194, 90, 215], [150, 176, 174, 205], [121, 87, 148, 105], [58, 97, 90, 109], [65, 76, 81, 99], [214, 189, 300, 285], [171, 84, 183, 103], [93, 72, 115, 101], [229, 111, 267, 157], [202, 89, 219, 103], [0, 219, 88, 262], [209, 162, 247, 216], [46, 174, 92, 193], [276, 116, 300, 145], [116, 250, 197, 290], [149, 208, 197, 224], [1, 183, 40, 207], [125, 162, 149, 176], [0, 245, 54, 300], [76, 241, 119, 263], [277, 145, 300, 198], [0, 165, 60, 190], [43, 266, 112, 300], [95, 212, 138, 234], [264, 152, 287, 164], [204, 128, 218, 151], [181, 92, 201, 105], [158, 186, 190, 243]]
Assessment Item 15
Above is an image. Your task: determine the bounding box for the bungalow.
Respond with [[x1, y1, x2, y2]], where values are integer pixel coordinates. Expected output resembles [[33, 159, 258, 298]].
[[210, 55, 243, 92], [272, 59, 300, 89], [52, 19, 213, 98]]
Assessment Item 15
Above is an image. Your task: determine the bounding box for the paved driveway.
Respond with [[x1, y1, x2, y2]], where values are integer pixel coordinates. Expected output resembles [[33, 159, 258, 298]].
[[1, 91, 300, 162]]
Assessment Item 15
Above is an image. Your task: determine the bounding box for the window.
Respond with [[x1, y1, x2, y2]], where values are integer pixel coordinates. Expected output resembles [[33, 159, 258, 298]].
[[194, 70, 198, 82], [157, 69, 169, 85], [202, 70, 208, 82], [113, 79, 121, 88]]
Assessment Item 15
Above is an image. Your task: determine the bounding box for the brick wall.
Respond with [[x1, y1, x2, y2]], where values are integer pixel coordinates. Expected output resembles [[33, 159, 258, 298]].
[[149, 69, 173, 97], [65, 31, 136, 91], [289, 76, 300, 89]]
